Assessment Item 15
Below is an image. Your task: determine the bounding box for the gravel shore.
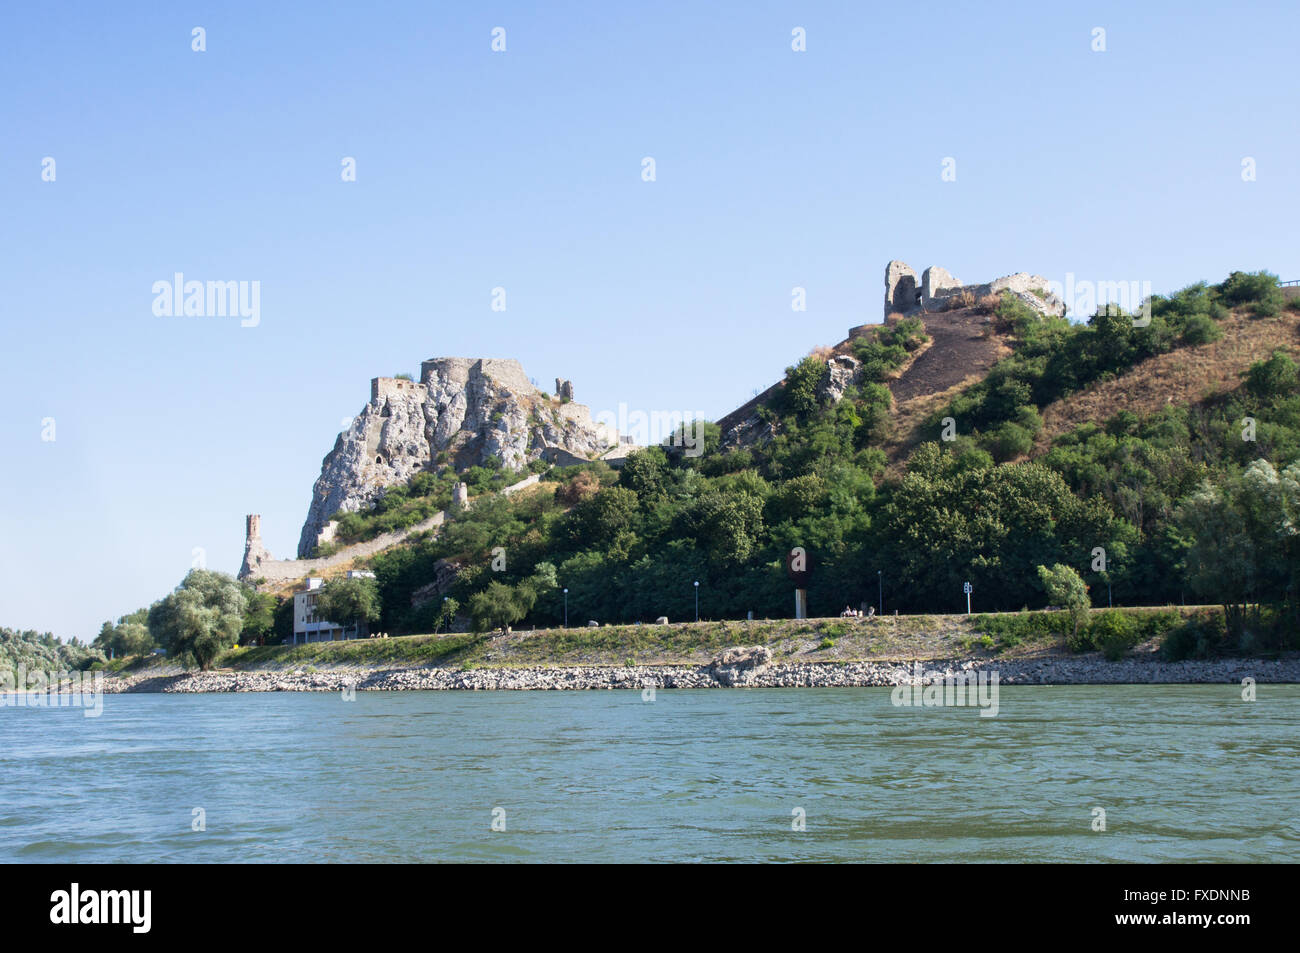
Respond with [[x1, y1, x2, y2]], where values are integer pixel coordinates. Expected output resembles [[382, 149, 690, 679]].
[[99, 647, 1300, 693]]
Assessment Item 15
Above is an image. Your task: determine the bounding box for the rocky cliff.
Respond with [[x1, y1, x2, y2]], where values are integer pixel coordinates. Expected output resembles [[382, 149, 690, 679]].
[[296, 357, 619, 557]]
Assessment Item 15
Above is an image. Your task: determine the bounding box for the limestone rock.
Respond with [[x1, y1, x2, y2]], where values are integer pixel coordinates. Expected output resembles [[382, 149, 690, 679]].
[[296, 357, 619, 557], [708, 645, 774, 687], [984, 273, 1065, 318], [819, 354, 861, 404]]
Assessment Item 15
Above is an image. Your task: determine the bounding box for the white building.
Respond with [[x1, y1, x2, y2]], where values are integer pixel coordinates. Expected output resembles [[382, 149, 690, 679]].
[[292, 572, 376, 644]]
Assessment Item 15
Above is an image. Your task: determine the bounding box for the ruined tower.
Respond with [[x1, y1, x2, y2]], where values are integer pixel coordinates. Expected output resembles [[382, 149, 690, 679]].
[[239, 514, 273, 580]]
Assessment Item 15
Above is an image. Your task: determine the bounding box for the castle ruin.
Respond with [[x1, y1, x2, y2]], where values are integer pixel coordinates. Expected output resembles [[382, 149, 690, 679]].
[[882, 260, 1066, 323]]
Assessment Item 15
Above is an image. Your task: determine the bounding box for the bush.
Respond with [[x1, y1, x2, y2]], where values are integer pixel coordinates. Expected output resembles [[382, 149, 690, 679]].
[[1216, 270, 1282, 309], [1245, 351, 1299, 400], [983, 421, 1035, 461], [972, 611, 1068, 648], [1181, 312, 1223, 345], [1162, 614, 1227, 660], [1088, 610, 1139, 660]]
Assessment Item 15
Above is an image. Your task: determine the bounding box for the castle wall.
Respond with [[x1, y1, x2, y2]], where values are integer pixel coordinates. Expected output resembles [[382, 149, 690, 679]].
[[419, 358, 535, 396], [371, 377, 423, 402], [242, 472, 541, 589]]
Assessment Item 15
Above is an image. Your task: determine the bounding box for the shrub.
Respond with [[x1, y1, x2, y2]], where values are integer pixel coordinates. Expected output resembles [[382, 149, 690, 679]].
[[1162, 615, 1227, 660], [782, 355, 826, 416], [972, 611, 1068, 648], [1088, 610, 1139, 660], [983, 421, 1035, 461], [1181, 312, 1223, 345], [1216, 270, 1282, 308], [1245, 351, 1299, 400], [556, 469, 601, 505]]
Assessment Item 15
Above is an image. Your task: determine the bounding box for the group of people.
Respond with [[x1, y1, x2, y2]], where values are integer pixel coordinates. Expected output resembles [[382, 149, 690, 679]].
[[839, 606, 876, 618]]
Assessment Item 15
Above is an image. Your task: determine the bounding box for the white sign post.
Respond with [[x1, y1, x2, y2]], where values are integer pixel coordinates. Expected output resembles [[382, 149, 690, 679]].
[[963, 581, 973, 615]]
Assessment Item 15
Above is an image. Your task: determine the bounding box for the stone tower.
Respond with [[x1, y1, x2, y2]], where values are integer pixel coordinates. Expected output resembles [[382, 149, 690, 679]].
[[884, 260, 919, 320]]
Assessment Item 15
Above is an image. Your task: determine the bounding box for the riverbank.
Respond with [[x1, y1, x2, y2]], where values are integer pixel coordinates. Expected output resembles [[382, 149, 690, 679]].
[[99, 646, 1300, 692]]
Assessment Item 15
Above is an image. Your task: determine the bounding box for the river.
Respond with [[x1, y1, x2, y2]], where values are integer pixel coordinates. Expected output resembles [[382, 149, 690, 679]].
[[2, 686, 1296, 862]]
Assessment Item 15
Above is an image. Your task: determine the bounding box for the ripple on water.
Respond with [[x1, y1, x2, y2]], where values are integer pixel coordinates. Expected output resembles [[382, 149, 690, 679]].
[[0, 685, 1296, 862]]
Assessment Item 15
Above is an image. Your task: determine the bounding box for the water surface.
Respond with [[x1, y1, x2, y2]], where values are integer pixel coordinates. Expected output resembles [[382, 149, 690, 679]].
[[2, 686, 1296, 862]]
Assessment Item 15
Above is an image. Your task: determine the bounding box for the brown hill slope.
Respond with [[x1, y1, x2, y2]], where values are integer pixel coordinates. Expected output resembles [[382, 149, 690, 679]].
[[880, 306, 1013, 471], [1032, 308, 1300, 455]]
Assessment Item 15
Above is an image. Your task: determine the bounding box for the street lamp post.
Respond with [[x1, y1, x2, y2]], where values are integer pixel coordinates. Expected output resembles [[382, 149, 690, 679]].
[[694, 580, 700, 622], [563, 588, 569, 628], [878, 570, 883, 615]]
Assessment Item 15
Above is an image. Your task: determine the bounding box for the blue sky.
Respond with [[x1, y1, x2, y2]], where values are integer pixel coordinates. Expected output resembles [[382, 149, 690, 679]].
[[2, 1, 1297, 640]]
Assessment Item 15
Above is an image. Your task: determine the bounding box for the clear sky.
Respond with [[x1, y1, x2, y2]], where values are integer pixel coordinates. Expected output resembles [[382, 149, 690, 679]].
[[2, 1, 1297, 641]]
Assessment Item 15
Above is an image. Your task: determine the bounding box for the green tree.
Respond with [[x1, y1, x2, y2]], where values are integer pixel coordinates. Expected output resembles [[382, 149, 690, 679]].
[[782, 356, 825, 416], [93, 609, 154, 659], [1037, 563, 1091, 645], [619, 446, 671, 502], [316, 576, 382, 636], [113, 621, 152, 657], [147, 569, 249, 670], [436, 596, 459, 633], [240, 589, 277, 645], [469, 580, 529, 633]]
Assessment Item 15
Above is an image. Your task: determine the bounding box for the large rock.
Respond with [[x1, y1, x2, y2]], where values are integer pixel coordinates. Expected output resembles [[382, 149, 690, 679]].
[[983, 273, 1066, 318], [708, 645, 773, 686], [296, 358, 619, 557], [819, 354, 861, 404]]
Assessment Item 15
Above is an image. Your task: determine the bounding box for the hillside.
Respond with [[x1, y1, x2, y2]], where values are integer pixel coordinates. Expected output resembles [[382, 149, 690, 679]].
[[99, 267, 1300, 670], [1034, 296, 1300, 453]]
